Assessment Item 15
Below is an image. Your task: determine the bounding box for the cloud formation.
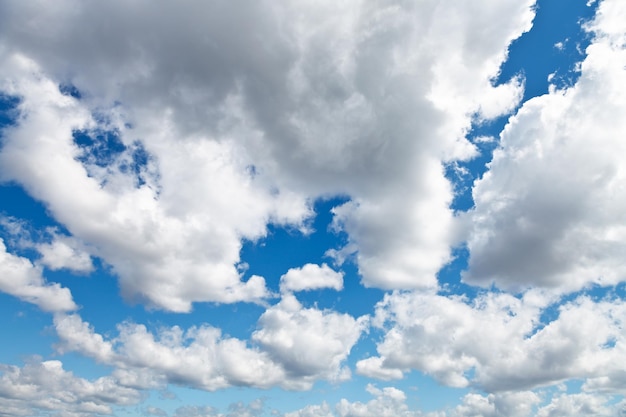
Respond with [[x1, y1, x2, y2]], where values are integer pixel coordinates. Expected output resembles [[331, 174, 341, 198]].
[[53, 293, 368, 392], [358, 291, 626, 392], [0, 0, 535, 309], [279, 263, 344, 293], [464, 0, 626, 292], [0, 238, 76, 312], [0, 0, 625, 416], [0, 359, 142, 417]]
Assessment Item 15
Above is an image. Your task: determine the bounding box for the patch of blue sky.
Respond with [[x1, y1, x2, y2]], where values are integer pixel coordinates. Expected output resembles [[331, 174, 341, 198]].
[[0, 294, 56, 365], [0, 195, 70, 248], [73, 129, 127, 168], [58, 82, 82, 100], [497, 0, 597, 100], [240, 197, 383, 316], [0, 93, 20, 128], [73, 127, 156, 189]]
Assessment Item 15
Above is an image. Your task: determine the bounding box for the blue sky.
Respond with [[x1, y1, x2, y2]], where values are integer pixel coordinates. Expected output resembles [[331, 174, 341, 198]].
[[1, 0, 626, 416]]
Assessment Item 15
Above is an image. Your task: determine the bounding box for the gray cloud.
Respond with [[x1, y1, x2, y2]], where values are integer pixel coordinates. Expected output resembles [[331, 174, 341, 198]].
[[0, 0, 535, 309], [464, 0, 626, 292]]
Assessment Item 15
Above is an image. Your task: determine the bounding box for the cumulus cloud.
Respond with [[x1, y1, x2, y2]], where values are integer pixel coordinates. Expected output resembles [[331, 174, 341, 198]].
[[284, 403, 335, 417], [0, 0, 537, 304], [535, 393, 618, 417], [0, 359, 142, 417], [284, 384, 421, 417], [286, 386, 539, 417], [464, 0, 626, 293], [36, 235, 94, 273], [357, 291, 626, 392], [252, 294, 368, 386], [449, 391, 540, 417], [3, 0, 624, 415], [283, 387, 623, 417], [53, 293, 367, 391], [173, 401, 266, 417], [54, 314, 116, 363], [335, 384, 418, 417], [0, 53, 304, 312], [0, 216, 93, 273], [279, 263, 344, 293], [0, 238, 76, 312]]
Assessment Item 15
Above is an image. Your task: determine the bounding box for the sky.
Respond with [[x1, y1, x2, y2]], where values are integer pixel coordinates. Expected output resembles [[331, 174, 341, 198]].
[[0, 0, 626, 416]]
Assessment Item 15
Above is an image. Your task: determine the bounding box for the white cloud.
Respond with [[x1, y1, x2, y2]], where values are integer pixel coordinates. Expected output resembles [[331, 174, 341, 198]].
[[336, 384, 419, 417], [464, 0, 626, 293], [0, 0, 537, 301], [279, 385, 626, 417], [355, 357, 404, 381], [284, 402, 335, 417], [280, 263, 344, 293], [54, 314, 116, 363], [450, 391, 540, 417], [53, 294, 368, 392], [286, 384, 423, 417], [172, 401, 267, 417], [174, 405, 220, 417], [252, 294, 368, 387], [0, 216, 93, 274], [0, 53, 307, 312], [535, 393, 616, 417], [357, 290, 626, 393], [4, 1, 624, 414], [144, 406, 168, 417], [36, 235, 94, 273], [0, 359, 142, 417], [0, 238, 77, 312]]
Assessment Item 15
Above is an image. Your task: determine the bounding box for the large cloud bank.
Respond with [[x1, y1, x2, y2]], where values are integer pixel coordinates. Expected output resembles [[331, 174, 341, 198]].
[[1, 0, 626, 416]]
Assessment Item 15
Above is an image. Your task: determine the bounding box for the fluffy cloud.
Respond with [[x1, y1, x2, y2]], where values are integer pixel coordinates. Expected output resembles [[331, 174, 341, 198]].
[[0, 238, 76, 312], [0, 359, 142, 417], [450, 391, 540, 417], [284, 403, 335, 417], [284, 387, 624, 417], [172, 400, 266, 417], [464, 0, 626, 292], [0, 53, 305, 312], [53, 293, 367, 391], [279, 263, 344, 293], [2, 0, 624, 415], [535, 393, 618, 417], [0, 216, 93, 273], [357, 290, 626, 393], [335, 384, 419, 417], [54, 314, 116, 364], [56, 314, 286, 391], [284, 386, 539, 417], [36, 235, 94, 273], [252, 294, 368, 386], [0, 0, 536, 305], [284, 385, 423, 417]]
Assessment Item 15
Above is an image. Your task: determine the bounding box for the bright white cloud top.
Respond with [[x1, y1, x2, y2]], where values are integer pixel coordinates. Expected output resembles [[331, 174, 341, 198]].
[[0, 0, 625, 416]]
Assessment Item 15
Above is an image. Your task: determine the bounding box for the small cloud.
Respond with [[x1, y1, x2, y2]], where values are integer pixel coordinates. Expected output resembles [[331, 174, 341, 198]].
[[279, 263, 344, 293], [472, 135, 496, 144], [143, 406, 168, 417]]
